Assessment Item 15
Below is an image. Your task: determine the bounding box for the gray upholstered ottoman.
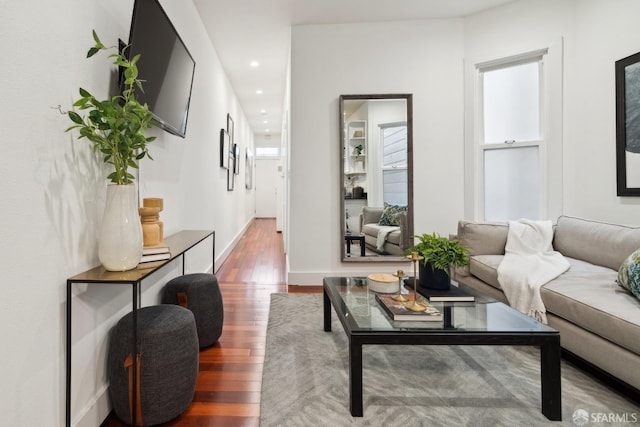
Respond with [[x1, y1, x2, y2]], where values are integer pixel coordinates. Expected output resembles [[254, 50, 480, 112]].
[[108, 305, 198, 426], [162, 273, 224, 348]]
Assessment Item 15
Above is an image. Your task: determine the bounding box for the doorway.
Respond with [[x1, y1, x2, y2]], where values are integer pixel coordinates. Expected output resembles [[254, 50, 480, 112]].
[[256, 159, 279, 218]]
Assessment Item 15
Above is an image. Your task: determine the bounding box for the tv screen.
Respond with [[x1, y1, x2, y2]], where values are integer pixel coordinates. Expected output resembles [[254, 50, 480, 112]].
[[127, 0, 196, 138]]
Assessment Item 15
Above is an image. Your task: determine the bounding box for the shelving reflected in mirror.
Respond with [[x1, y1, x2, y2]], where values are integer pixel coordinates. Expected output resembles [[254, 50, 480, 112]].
[[340, 94, 413, 262]]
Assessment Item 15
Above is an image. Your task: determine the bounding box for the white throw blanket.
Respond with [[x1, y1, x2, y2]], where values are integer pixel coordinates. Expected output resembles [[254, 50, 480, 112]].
[[376, 226, 400, 252], [497, 219, 569, 324]]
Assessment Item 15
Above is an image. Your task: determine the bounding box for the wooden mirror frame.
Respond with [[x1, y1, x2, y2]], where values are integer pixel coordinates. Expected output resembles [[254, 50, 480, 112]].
[[340, 94, 414, 263]]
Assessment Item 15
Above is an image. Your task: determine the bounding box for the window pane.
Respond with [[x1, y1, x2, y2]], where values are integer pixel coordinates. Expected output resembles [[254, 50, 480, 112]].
[[381, 125, 407, 205], [256, 147, 279, 158], [383, 169, 407, 206], [382, 126, 407, 167], [484, 146, 539, 221], [483, 61, 540, 143]]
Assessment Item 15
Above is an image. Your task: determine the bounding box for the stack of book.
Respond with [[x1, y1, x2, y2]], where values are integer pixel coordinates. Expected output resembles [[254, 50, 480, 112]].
[[402, 277, 476, 302], [140, 243, 171, 263], [375, 294, 443, 321], [418, 286, 475, 302]]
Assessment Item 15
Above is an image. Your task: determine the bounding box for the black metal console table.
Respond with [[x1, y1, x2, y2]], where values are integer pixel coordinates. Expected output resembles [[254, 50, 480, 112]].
[[65, 230, 214, 427]]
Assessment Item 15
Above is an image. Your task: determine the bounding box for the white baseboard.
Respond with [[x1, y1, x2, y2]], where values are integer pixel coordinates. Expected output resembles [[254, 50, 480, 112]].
[[214, 216, 254, 273], [73, 384, 110, 427]]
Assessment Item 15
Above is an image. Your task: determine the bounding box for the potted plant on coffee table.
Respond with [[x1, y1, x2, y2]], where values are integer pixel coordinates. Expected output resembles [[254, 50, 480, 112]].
[[407, 232, 469, 290], [62, 31, 156, 271]]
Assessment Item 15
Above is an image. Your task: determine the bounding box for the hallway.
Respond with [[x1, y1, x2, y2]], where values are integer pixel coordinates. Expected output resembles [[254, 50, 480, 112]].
[[216, 218, 287, 284], [105, 218, 320, 426]]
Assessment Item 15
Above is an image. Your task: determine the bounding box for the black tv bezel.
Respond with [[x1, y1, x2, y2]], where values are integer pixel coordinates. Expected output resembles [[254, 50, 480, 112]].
[[126, 0, 196, 138]]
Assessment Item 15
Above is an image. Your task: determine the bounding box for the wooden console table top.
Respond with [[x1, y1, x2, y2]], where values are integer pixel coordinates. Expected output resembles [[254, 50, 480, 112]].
[[68, 229, 214, 283]]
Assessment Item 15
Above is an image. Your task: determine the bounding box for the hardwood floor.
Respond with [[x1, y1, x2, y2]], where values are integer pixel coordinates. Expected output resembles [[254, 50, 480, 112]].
[[104, 218, 321, 426]]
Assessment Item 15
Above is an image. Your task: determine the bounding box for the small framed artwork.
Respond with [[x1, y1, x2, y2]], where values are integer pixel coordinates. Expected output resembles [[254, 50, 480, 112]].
[[227, 165, 235, 191], [233, 143, 240, 175], [220, 129, 230, 169], [245, 148, 254, 189], [616, 51, 640, 196], [227, 143, 235, 191], [227, 113, 234, 144]]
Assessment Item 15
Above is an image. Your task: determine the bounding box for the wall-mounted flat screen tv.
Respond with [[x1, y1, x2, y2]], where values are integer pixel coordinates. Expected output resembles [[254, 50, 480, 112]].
[[127, 0, 196, 138]]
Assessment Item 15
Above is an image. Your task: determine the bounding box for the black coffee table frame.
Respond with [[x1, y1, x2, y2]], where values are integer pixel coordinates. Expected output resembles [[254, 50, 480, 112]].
[[322, 277, 562, 420]]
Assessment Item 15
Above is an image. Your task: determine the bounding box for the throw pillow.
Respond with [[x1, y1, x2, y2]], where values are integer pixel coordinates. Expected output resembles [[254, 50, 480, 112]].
[[618, 248, 640, 300], [378, 204, 407, 226]]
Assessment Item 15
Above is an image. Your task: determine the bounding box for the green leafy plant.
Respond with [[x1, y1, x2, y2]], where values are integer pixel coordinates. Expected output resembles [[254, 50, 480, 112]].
[[354, 144, 363, 157], [63, 30, 156, 185], [407, 233, 469, 275]]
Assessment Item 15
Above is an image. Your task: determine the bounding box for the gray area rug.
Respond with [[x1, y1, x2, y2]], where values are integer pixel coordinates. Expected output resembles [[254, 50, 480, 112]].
[[260, 293, 640, 426]]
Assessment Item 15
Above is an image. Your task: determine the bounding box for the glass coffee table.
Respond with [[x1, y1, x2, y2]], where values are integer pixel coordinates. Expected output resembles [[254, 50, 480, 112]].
[[322, 277, 562, 420]]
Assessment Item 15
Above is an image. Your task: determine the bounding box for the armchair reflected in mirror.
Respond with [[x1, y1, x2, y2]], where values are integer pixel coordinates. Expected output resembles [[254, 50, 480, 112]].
[[340, 94, 413, 262]]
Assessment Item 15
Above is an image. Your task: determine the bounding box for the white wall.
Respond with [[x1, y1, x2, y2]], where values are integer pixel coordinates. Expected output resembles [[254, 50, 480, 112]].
[[0, 0, 254, 425], [465, 0, 640, 225], [288, 0, 640, 286], [288, 20, 465, 284]]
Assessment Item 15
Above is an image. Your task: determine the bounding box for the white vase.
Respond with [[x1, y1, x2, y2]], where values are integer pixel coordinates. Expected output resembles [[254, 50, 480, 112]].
[[98, 184, 143, 271]]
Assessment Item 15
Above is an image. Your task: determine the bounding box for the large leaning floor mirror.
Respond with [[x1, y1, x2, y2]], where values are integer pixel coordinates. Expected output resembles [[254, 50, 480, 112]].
[[340, 94, 413, 262]]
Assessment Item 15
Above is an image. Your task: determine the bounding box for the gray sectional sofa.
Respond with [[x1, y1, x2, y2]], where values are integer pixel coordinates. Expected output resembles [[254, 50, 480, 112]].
[[453, 215, 640, 392]]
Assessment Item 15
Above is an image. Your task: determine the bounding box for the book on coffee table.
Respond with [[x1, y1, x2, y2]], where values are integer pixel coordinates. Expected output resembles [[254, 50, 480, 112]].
[[419, 286, 475, 302], [375, 294, 443, 322]]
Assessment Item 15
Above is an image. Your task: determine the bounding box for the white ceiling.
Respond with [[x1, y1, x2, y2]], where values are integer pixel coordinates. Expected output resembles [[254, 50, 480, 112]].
[[193, 0, 515, 137]]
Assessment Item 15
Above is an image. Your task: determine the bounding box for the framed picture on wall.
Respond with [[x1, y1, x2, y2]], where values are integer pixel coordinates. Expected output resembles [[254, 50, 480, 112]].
[[616, 51, 640, 196], [233, 143, 240, 175], [220, 129, 230, 169], [245, 148, 254, 189], [227, 164, 235, 191], [227, 142, 236, 191], [227, 113, 234, 144]]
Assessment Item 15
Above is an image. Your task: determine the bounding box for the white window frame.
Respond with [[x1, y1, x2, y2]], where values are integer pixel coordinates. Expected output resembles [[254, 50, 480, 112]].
[[464, 39, 564, 222], [480, 55, 545, 221]]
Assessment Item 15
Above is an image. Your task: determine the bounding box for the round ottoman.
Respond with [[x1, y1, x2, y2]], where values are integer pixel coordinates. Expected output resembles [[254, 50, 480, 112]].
[[108, 305, 198, 426], [162, 273, 224, 348]]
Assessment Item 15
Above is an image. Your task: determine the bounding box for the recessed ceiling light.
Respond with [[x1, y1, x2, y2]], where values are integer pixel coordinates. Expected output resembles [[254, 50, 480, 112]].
[[260, 109, 267, 115], [263, 120, 269, 124], [265, 128, 270, 132], [256, 89, 263, 95], [250, 61, 260, 67]]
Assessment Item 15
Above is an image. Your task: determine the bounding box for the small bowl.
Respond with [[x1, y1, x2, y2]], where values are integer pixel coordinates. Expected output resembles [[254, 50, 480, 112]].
[[367, 273, 398, 293]]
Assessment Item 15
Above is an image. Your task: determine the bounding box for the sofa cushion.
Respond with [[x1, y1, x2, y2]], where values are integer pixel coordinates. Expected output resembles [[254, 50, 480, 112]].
[[458, 221, 508, 256], [386, 229, 401, 245], [553, 215, 640, 271], [469, 255, 503, 290], [361, 207, 383, 225], [540, 257, 640, 355], [378, 204, 407, 226], [362, 224, 401, 245], [456, 221, 508, 277], [618, 248, 640, 299]]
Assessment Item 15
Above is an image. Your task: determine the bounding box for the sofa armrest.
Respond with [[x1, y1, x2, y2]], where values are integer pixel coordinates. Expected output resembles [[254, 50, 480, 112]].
[[457, 220, 508, 256], [398, 211, 411, 251]]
